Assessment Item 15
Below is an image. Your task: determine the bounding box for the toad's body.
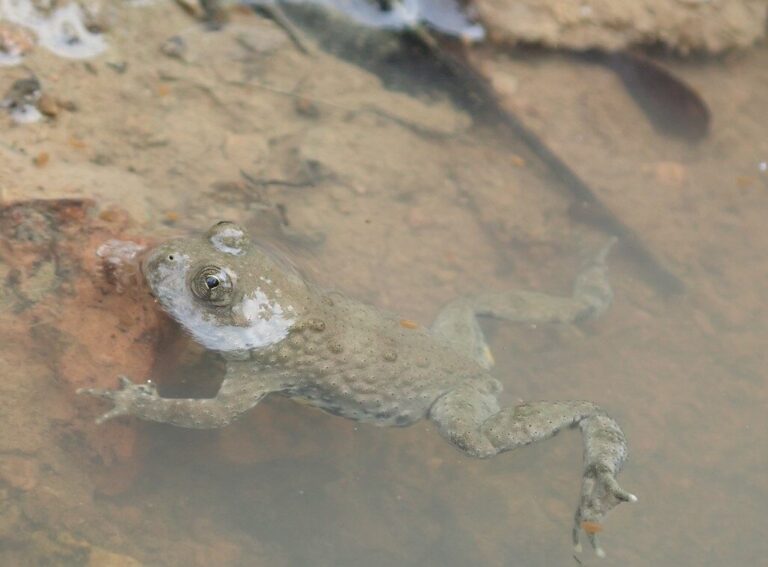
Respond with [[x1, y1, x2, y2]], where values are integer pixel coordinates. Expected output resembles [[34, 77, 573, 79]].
[[269, 295, 483, 427], [81, 222, 636, 556]]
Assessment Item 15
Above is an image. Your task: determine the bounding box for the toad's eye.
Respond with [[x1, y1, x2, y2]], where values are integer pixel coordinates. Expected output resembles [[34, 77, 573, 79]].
[[191, 266, 232, 305]]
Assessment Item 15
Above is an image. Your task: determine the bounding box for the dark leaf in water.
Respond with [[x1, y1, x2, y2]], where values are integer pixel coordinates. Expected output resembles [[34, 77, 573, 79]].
[[607, 51, 710, 141]]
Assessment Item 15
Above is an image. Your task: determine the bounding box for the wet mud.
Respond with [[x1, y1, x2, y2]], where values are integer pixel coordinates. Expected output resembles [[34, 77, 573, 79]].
[[0, 2, 767, 566]]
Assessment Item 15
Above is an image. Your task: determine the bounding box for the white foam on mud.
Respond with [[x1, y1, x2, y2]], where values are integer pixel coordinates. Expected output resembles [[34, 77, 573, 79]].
[[0, 0, 107, 61], [243, 0, 485, 41], [9, 103, 41, 123], [0, 52, 23, 66]]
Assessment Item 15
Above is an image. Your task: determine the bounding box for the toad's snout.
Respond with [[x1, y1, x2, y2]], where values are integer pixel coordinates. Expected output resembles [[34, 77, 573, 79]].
[[140, 241, 187, 294]]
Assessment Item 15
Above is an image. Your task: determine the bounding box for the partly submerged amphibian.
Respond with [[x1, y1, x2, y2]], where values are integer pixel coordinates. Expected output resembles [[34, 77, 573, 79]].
[[80, 221, 636, 556]]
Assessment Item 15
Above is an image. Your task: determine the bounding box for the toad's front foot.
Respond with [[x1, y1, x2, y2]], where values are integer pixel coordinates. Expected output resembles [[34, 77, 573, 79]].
[[573, 463, 638, 557], [77, 375, 158, 424]]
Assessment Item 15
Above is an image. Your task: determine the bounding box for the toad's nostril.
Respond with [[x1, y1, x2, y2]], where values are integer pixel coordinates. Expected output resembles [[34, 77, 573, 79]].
[[168, 255, 174, 261]]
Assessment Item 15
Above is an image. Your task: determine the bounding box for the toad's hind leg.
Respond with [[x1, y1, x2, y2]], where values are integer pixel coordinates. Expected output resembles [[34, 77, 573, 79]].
[[429, 378, 636, 557], [431, 238, 616, 369]]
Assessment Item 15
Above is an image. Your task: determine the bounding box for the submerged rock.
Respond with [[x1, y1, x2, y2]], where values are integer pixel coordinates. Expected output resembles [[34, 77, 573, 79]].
[[0, 199, 166, 496]]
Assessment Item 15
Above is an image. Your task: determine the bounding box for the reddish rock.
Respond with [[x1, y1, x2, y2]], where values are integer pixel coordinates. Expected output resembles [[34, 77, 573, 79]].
[[0, 199, 171, 495]]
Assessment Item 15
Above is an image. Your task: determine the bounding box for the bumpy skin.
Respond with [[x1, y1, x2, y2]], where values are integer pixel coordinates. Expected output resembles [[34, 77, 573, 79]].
[[79, 222, 635, 556]]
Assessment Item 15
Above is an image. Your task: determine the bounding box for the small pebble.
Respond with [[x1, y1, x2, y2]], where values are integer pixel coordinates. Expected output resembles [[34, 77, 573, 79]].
[[68, 136, 87, 149], [735, 176, 756, 189], [295, 97, 320, 119], [160, 35, 187, 61], [33, 152, 49, 167], [653, 161, 687, 187], [87, 547, 142, 567], [106, 61, 128, 74], [37, 93, 59, 117], [581, 521, 603, 535], [510, 154, 526, 167], [406, 207, 432, 229]]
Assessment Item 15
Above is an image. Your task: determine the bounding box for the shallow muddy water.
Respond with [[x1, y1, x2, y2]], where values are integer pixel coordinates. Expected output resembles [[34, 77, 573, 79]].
[[0, 2, 767, 566]]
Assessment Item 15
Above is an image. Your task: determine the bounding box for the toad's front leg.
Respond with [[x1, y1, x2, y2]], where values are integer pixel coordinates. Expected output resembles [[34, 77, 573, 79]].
[[78, 365, 279, 428]]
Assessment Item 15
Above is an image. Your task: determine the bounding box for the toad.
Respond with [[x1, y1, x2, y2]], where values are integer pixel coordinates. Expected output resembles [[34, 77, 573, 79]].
[[79, 221, 635, 556]]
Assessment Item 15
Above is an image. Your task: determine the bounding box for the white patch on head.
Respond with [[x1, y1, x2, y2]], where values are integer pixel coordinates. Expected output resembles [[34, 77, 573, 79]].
[[210, 226, 246, 256], [148, 255, 294, 352]]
